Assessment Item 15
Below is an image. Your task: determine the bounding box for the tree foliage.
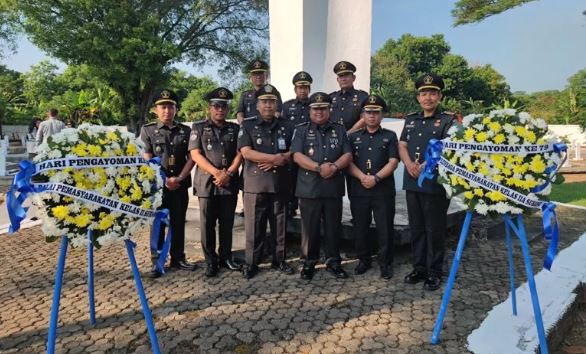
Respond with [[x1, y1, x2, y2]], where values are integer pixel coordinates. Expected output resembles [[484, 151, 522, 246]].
[[452, 0, 538, 26], [17, 0, 268, 133], [371, 34, 511, 115]]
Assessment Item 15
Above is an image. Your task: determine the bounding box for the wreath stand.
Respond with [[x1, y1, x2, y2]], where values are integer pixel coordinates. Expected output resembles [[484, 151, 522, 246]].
[[46, 230, 161, 354], [431, 211, 549, 354]]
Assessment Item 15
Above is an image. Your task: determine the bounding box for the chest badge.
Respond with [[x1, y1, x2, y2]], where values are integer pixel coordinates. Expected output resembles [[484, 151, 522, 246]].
[[256, 138, 263, 145], [434, 119, 441, 127], [308, 147, 314, 156]]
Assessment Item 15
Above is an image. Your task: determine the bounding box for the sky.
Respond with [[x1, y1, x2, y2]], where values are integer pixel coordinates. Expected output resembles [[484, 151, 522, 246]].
[[2, 0, 585, 93]]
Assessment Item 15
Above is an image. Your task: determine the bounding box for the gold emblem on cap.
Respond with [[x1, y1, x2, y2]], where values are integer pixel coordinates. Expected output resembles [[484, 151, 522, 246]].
[[315, 94, 324, 103], [254, 61, 262, 69], [339, 62, 347, 70], [219, 89, 228, 98], [369, 96, 377, 104], [161, 90, 171, 98], [300, 72, 307, 79], [265, 85, 273, 93], [423, 75, 434, 85]]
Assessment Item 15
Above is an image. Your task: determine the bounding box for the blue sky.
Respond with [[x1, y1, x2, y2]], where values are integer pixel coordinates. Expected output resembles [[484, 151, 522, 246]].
[[2, 0, 585, 93]]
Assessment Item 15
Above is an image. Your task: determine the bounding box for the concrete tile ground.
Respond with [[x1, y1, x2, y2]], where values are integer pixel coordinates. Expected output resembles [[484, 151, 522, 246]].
[[0, 206, 585, 354]]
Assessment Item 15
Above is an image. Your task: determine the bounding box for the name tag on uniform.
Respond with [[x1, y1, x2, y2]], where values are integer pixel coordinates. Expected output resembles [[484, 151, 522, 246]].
[[278, 137, 286, 150]]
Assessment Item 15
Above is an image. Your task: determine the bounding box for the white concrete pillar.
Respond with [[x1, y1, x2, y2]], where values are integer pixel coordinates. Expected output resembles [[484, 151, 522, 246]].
[[269, 0, 372, 100]]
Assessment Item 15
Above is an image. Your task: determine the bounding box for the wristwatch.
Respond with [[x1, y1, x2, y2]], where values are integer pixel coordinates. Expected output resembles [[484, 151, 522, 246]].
[[374, 174, 382, 184]]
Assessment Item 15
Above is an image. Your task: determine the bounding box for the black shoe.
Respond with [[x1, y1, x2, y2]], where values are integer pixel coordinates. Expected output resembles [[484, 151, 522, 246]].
[[404, 269, 427, 284], [242, 264, 259, 279], [354, 261, 372, 275], [148, 267, 163, 279], [380, 264, 394, 279], [205, 264, 218, 278], [169, 260, 197, 271], [325, 264, 349, 279], [300, 264, 316, 280], [219, 258, 242, 271], [271, 261, 295, 275], [423, 275, 442, 291]]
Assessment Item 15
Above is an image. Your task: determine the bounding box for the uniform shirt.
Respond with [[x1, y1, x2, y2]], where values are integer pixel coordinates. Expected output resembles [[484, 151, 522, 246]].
[[36, 118, 65, 144], [140, 121, 192, 188], [348, 127, 399, 198], [329, 88, 368, 131], [399, 110, 456, 194], [237, 116, 294, 193], [290, 121, 351, 198], [281, 98, 310, 126], [236, 89, 283, 119], [188, 119, 240, 197]]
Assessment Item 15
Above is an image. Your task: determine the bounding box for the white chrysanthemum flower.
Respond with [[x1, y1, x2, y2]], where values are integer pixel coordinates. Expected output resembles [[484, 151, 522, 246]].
[[473, 123, 484, 131], [503, 124, 514, 134], [508, 135, 520, 144], [475, 202, 489, 215]]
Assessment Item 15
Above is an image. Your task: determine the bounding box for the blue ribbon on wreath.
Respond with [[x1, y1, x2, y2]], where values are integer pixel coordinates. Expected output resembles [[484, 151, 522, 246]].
[[7, 160, 47, 233], [541, 202, 559, 271], [530, 143, 567, 194], [417, 139, 443, 187]]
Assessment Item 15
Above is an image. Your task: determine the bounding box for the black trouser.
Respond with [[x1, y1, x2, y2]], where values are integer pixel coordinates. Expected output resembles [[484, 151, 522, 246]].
[[199, 194, 238, 266], [154, 185, 189, 264], [243, 192, 287, 266], [350, 196, 395, 266], [406, 191, 450, 277], [288, 164, 299, 212], [299, 197, 343, 266]]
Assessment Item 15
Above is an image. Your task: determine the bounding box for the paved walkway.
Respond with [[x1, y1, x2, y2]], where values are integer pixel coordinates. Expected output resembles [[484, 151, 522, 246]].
[[0, 206, 585, 354]]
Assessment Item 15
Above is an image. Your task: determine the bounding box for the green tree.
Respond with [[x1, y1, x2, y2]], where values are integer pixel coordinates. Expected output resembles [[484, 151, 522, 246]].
[[21, 60, 63, 112], [17, 0, 268, 134], [452, 0, 538, 25], [0, 0, 19, 58], [0, 65, 27, 134], [371, 34, 511, 115], [166, 70, 218, 122]]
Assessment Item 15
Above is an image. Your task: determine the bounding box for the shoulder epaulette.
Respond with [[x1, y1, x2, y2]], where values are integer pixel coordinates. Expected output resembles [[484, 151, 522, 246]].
[[243, 116, 257, 121], [144, 122, 157, 126], [295, 121, 309, 128], [405, 111, 418, 116], [442, 111, 456, 116], [284, 98, 295, 104], [194, 120, 207, 125]]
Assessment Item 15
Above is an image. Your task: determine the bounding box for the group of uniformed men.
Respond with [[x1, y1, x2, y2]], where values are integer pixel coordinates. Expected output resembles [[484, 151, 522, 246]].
[[140, 59, 455, 291]]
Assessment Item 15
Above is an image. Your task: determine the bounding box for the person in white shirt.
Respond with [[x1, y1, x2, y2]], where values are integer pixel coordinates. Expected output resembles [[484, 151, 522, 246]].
[[36, 108, 65, 145]]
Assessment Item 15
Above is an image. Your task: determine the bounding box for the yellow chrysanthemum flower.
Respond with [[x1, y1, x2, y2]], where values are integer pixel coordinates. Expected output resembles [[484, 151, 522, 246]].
[[464, 191, 474, 199], [126, 143, 138, 155], [52, 205, 70, 220], [71, 143, 88, 157], [139, 165, 156, 180], [87, 144, 102, 156], [141, 200, 152, 209], [493, 134, 506, 144], [514, 126, 527, 138], [74, 213, 93, 228], [106, 131, 119, 141], [488, 122, 501, 133], [530, 155, 546, 173], [482, 117, 491, 124], [474, 188, 484, 197], [525, 131, 537, 143], [116, 175, 132, 191], [97, 214, 115, 230], [486, 191, 507, 202], [475, 132, 488, 143], [464, 128, 476, 141]]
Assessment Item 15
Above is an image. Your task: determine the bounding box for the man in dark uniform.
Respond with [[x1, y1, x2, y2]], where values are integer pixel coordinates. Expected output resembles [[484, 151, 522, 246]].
[[237, 84, 295, 279], [347, 95, 399, 279], [140, 89, 196, 278], [189, 87, 243, 277], [236, 59, 283, 123], [399, 73, 456, 291], [329, 61, 369, 134], [281, 71, 313, 217], [290, 92, 353, 280]]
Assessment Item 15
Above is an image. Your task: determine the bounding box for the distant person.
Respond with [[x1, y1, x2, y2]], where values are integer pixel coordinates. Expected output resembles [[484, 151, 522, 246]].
[[64, 119, 74, 128], [329, 61, 368, 134], [236, 59, 283, 124], [36, 109, 65, 145], [28, 117, 42, 140]]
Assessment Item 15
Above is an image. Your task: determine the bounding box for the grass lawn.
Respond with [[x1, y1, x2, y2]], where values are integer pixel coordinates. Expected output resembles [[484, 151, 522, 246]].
[[549, 182, 586, 207]]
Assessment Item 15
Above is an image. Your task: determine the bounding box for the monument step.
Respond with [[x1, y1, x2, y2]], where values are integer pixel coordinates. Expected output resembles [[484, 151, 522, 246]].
[[8, 146, 26, 154]]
